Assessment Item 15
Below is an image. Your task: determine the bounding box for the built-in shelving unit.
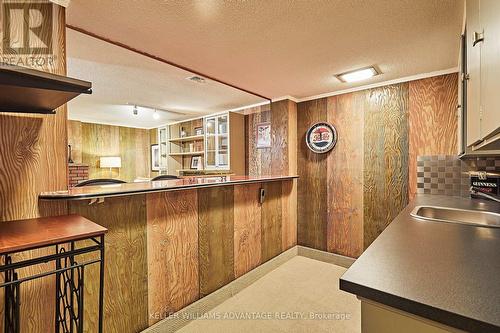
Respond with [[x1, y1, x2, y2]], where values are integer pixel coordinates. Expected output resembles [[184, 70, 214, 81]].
[[0, 63, 92, 114], [155, 112, 245, 176], [168, 118, 205, 174]]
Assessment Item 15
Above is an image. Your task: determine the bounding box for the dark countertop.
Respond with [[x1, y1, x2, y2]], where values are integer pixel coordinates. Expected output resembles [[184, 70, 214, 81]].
[[340, 195, 500, 333], [39, 175, 298, 200]]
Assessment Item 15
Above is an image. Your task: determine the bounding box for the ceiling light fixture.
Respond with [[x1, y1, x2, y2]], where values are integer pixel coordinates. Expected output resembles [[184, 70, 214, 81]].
[[336, 66, 379, 83], [153, 109, 160, 120], [127, 102, 186, 116]]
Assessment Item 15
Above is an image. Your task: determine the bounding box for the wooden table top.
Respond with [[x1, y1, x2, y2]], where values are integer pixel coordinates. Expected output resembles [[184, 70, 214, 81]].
[[0, 214, 107, 254], [39, 175, 299, 200]]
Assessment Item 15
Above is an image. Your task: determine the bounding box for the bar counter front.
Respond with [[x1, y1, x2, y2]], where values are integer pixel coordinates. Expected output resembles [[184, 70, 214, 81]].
[[39, 175, 298, 332]]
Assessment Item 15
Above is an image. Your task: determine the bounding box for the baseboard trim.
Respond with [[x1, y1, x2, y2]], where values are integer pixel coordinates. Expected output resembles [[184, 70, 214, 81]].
[[297, 246, 356, 268], [142, 245, 354, 332]]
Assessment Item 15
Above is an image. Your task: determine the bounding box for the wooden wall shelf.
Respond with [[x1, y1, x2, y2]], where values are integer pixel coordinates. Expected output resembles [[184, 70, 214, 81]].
[[169, 151, 205, 157], [0, 63, 92, 114], [176, 169, 203, 173], [169, 135, 204, 143]]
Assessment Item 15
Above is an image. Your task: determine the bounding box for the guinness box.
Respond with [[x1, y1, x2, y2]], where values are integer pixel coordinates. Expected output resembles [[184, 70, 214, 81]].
[[470, 173, 499, 196]]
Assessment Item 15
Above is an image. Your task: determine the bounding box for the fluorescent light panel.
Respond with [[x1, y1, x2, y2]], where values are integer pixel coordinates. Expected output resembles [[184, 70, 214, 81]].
[[336, 67, 379, 83]]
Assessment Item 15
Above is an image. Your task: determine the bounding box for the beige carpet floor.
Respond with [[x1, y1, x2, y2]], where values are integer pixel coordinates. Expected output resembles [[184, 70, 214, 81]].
[[178, 256, 361, 333]]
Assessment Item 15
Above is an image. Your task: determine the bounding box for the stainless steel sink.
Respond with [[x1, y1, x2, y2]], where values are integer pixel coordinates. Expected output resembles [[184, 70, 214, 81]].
[[411, 206, 500, 228]]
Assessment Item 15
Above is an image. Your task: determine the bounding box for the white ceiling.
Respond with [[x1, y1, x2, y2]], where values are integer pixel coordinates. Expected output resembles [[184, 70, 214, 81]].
[[67, 0, 464, 100], [66, 29, 267, 128]]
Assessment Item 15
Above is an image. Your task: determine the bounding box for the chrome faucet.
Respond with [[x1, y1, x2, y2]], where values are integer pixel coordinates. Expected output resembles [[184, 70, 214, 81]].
[[470, 186, 500, 203]]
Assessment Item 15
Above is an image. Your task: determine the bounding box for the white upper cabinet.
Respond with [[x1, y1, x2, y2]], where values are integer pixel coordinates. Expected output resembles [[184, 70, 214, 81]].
[[203, 112, 245, 174], [466, 0, 500, 149], [204, 113, 229, 170], [466, 0, 481, 146], [479, 0, 500, 140]]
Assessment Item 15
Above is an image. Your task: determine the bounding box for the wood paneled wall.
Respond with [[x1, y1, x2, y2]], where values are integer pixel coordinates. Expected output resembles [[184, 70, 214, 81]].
[[198, 186, 235, 296], [68, 120, 151, 182], [149, 128, 159, 178], [244, 99, 298, 254], [0, 2, 68, 332], [69, 196, 149, 333], [326, 93, 364, 256], [246, 105, 272, 176], [297, 98, 329, 250], [296, 74, 458, 257], [119, 125, 150, 181], [234, 183, 262, 278], [246, 100, 297, 176], [260, 182, 283, 262], [68, 119, 83, 163], [363, 84, 409, 249], [281, 179, 297, 251], [147, 190, 199, 325], [408, 74, 458, 200]]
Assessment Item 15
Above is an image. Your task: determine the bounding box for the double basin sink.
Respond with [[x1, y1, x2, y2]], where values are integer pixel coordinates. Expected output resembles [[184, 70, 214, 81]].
[[411, 206, 500, 228]]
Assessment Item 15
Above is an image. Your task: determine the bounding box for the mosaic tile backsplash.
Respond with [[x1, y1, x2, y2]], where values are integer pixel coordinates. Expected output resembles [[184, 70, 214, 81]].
[[416, 155, 500, 197]]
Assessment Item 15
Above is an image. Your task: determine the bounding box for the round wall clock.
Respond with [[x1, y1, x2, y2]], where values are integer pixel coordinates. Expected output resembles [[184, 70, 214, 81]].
[[305, 122, 338, 153]]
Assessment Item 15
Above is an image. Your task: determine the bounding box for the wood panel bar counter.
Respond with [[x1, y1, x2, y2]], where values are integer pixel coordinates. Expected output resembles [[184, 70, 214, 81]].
[[39, 175, 298, 332]]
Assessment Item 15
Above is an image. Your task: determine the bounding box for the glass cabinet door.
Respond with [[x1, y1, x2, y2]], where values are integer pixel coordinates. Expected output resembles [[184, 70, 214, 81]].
[[158, 127, 168, 174], [204, 113, 230, 170], [205, 117, 216, 168], [217, 115, 228, 167]]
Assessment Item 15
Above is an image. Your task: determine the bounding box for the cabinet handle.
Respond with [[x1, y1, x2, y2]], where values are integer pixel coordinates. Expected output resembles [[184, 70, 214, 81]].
[[473, 31, 484, 47]]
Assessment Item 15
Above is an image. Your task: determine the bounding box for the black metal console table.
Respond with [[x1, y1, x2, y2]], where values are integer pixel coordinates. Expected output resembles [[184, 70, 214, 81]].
[[0, 215, 107, 333]]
